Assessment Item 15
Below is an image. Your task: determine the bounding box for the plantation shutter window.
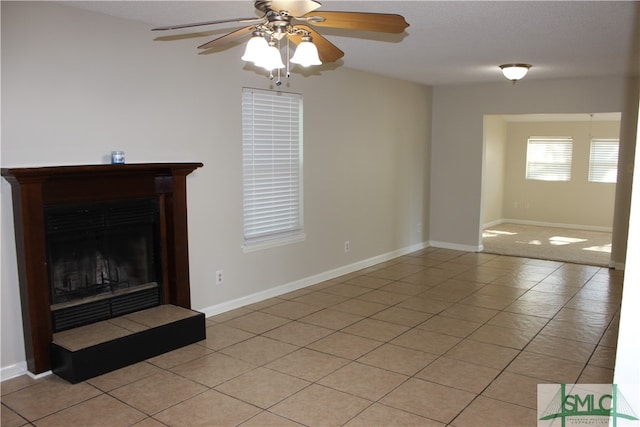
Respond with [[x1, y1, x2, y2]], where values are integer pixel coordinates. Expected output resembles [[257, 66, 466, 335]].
[[589, 139, 619, 183], [242, 88, 304, 249], [525, 137, 573, 182]]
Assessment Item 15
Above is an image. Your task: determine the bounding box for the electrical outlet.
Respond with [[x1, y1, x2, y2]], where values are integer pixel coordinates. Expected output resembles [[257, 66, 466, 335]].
[[344, 240, 350, 253], [215, 270, 223, 285], [417, 223, 422, 233]]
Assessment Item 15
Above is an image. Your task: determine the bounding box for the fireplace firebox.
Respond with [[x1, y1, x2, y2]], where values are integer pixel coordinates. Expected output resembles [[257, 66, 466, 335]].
[[2, 163, 204, 377], [46, 198, 162, 332]]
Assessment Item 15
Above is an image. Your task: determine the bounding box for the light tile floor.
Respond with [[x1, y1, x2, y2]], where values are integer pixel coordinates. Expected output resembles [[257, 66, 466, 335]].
[[1, 248, 622, 427]]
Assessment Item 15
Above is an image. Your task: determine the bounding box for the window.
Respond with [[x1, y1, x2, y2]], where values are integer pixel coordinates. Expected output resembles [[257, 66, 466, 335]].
[[589, 138, 619, 183], [526, 137, 573, 181], [242, 88, 304, 250]]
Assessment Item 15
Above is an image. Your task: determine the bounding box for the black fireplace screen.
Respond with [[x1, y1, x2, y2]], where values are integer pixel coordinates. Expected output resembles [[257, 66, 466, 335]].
[[45, 198, 162, 331]]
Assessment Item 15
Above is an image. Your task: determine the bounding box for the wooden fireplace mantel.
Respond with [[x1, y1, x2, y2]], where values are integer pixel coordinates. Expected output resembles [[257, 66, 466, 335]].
[[2, 162, 203, 374]]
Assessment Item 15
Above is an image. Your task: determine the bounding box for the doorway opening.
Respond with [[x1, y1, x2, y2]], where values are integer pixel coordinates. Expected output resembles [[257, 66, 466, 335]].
[[481, 113, 621, 266]]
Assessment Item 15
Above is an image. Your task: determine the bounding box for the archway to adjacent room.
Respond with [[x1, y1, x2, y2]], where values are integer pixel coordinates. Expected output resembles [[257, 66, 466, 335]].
[[480, 113, 621, 267]]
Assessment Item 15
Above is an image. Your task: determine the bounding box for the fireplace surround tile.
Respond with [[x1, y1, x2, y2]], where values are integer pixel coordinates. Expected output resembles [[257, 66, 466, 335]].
[[115, 304, 201, 329], [53, 305, 201, 351], [52, 322, 133, 352], [107, 316, 149, 333], [51, 305, 205, 383]]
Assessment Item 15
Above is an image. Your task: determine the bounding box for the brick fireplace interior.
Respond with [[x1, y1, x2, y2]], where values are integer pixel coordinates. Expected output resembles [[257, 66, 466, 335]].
[[2, 163, 205, 382]]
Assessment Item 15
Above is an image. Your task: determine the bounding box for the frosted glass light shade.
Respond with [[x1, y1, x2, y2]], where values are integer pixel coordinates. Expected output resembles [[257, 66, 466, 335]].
[[255, 45, 285, 71], [290, 40, 322, 67], [241, 36, 269, 63], [499, 64, 531, 82]]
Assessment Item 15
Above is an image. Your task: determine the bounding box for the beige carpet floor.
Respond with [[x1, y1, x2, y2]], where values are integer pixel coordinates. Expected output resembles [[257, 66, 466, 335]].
[[482, 222, 612, 267]]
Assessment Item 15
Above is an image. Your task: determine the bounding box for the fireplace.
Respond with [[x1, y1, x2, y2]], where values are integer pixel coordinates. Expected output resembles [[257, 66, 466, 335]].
[[46, 198, 162, 332], [2, 163, 203, 378]]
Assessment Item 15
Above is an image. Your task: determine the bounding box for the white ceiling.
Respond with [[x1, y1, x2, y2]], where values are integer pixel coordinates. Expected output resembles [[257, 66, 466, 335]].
[[60, 1, 639, 86]]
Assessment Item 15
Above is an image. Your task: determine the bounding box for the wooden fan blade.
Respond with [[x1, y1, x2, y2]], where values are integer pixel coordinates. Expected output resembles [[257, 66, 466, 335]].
[[270, 0, 321, 17], [289, 25, 344, 63], [152, 16, 264, 31], [303, 11, 409, 33], [198, 26, 255, 50], [154, 30, 220, 42]]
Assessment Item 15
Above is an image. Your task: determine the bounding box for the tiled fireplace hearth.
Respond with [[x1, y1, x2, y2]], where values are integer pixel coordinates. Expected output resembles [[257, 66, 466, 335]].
[[2, 163, 205, 382]]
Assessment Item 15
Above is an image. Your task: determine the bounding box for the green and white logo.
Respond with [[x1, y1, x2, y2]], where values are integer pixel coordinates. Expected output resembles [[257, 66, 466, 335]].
[[538, 384, 639, 426]]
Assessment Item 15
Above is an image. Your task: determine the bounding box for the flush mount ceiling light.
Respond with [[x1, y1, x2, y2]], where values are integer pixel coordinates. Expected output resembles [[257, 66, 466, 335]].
[[153, 0, 409, 85], [499, 64, 532, 84]]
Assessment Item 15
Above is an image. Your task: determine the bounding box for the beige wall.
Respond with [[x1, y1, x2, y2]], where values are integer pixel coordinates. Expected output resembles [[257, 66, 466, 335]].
[[481, 116, 507, 226], [1, 2, 432, 376], [500, 119, 620, 230]]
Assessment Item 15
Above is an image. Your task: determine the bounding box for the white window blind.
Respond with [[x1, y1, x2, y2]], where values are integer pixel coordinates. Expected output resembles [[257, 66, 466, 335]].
[[242, 88, 303, 247], [589, 138, 619, 183], [526, 137, 573, 181]]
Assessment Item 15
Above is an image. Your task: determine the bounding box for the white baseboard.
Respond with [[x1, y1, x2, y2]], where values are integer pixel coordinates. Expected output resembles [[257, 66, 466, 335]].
[[482, 219, 504, 229], [0, 362, 52, 383], [484, 218, 612, 233], [612, 261, 625, 270], [429, 240, 483, 253], [0, 362, 27, 382], [198, 241, 430, 318]]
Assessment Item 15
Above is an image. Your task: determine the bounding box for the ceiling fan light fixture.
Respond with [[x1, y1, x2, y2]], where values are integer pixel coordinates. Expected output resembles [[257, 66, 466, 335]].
[[255, 44, 286, 71], [241, 32, 269, 63], [499, 64, 532, 83], [154, 0, 410, 81], [290, 36, 322, 67]]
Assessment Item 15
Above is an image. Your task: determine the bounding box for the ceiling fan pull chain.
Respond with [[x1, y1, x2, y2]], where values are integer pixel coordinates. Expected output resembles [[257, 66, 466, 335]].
[[286, 37, 291, 78], [275, 38, 283, 86]]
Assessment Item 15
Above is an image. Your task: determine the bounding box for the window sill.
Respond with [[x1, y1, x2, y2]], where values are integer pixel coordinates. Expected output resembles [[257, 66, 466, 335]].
[[242, 232, 306, 253]]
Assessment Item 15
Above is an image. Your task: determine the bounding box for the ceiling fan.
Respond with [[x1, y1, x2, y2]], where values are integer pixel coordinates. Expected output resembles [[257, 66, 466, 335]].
[[152, 0, 409, 82]]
